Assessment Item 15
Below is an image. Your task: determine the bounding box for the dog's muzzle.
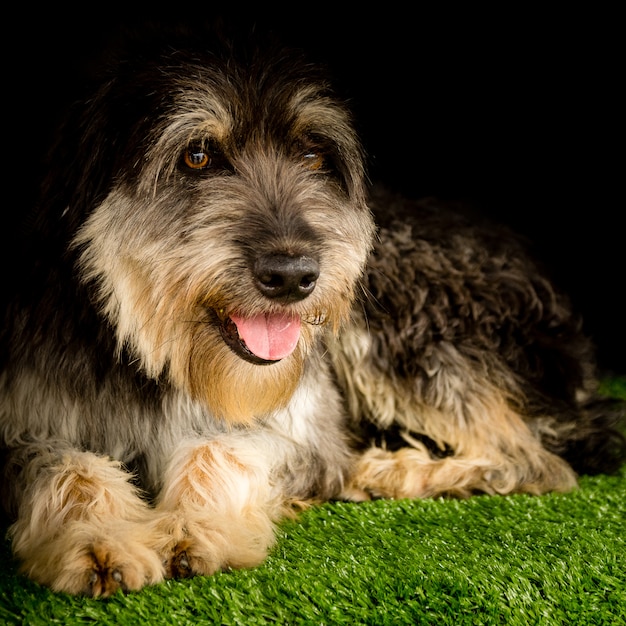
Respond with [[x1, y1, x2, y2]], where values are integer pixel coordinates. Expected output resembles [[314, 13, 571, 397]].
[[217, 253, 318, 366]]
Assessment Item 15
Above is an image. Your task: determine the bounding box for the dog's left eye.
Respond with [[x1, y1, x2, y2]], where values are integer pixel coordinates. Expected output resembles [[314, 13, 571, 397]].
[[302, 151, 325, 171]]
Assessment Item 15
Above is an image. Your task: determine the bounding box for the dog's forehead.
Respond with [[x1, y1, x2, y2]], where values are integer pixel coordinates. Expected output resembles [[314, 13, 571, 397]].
[[168, 53, 340, 133], [138, 55, 351, 161]]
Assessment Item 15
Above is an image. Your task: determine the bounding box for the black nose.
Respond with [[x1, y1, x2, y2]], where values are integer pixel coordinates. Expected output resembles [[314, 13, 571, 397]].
[[253, 253, 320, 302]]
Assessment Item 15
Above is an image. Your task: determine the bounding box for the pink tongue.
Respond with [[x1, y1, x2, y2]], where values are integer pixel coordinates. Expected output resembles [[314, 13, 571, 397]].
[[230, 313, 301, 361]]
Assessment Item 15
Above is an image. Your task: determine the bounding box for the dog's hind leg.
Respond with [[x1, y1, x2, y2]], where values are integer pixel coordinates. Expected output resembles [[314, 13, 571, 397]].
[[5, 443, 164, 596], [152, 436, 282, 579], [342, 385, 579, 499], [333, 326, 579, 499], [345, 423, 578, 500]]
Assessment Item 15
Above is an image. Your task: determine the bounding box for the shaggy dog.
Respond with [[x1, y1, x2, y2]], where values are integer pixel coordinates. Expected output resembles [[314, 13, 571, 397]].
[[1, 28, 624, 596]]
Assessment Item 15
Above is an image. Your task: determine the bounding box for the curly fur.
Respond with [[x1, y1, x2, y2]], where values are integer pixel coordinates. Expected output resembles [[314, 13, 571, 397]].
[[1, 27, 623, 596]]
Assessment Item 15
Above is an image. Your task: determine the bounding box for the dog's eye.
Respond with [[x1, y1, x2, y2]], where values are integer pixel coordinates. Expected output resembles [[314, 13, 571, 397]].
[[181, 142, 230, 173], [302, 151, 325, 171], [297, 135, 331, 172], [183, 147, 210, 169]]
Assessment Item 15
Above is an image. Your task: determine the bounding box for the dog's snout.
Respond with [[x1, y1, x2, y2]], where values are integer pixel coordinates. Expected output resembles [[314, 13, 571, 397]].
[[254, 254, 320, 302]]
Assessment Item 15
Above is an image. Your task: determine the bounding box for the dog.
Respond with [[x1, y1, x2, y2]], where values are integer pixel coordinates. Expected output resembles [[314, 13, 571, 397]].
[[1, 26, 624, 597]]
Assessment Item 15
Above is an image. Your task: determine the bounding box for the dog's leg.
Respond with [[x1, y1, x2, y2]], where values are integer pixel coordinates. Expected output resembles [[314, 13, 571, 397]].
[[152, 436, 281, 578], [347, 443, 577, 500], [6, 443, 164, 596], [345, 395, 578, 499], [333, 321, 581, 499]]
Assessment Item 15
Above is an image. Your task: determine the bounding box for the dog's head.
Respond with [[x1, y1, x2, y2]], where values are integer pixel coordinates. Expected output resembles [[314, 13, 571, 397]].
[[65, 29, 375, 421]]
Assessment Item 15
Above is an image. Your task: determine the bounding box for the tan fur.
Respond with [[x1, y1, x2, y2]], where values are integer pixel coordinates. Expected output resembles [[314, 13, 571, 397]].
[[185, 320, 305, 422], [153, 438, 281, 576], [8, 446, 164, 595], [345, 421, 578, 500]]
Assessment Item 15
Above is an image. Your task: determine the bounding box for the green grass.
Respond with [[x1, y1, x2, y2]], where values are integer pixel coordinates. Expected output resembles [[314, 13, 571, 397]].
[[2, 379, 625, 625]]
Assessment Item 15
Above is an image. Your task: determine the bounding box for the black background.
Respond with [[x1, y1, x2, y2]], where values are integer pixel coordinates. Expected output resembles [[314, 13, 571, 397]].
[[6, 7, 623, 373]]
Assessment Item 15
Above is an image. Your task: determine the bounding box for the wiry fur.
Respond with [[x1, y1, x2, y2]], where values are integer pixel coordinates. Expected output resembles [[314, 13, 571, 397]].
[[334, 190, 624, 499], [1, 29, 624, 596]]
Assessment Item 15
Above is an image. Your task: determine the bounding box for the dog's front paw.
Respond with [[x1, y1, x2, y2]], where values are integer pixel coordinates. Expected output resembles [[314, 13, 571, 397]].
[[75, 533, 165, 597], [14, 520, 165, 597], [154, 507, 275, 579], [162, 536, 221, 579]]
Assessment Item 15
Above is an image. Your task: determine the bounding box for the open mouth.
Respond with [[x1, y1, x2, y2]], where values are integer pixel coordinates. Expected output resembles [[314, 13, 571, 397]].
[[218, 312, 302, 365]]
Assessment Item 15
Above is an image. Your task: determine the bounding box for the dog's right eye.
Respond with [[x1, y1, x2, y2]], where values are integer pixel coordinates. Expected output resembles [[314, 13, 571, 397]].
[[183, 147, 210, 169], [180, 142, 231, 173]]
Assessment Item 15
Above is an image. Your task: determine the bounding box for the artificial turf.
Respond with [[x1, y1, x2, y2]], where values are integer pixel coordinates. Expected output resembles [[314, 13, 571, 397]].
[[1, 378, 624, 625]]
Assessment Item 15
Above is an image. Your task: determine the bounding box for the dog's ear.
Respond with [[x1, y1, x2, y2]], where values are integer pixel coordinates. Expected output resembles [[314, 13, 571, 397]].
[[30, 26, 173, 245], [28, 77, 126, 253], [50, 101, 120, 224]]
